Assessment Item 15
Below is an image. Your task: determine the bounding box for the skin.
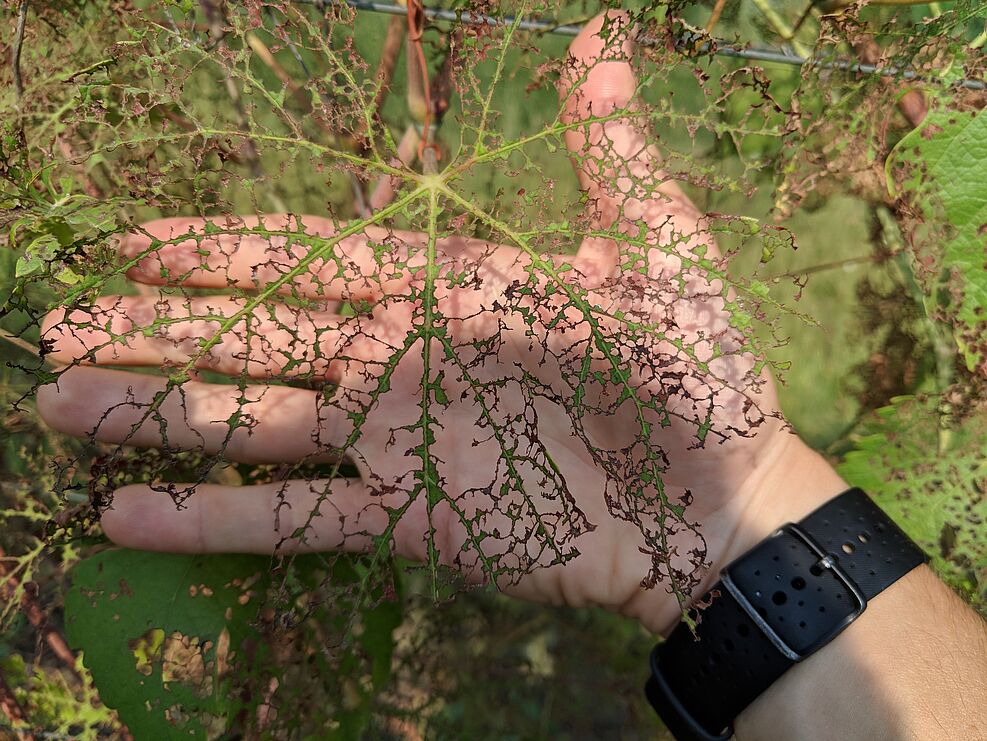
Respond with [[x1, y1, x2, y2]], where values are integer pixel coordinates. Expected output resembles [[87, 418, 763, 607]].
[[38, 13, 784, 634], [36, 12, 987, 739]]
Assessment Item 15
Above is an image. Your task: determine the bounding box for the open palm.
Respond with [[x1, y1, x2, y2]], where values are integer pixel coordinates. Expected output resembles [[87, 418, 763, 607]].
[[39, 14, 790, 633]]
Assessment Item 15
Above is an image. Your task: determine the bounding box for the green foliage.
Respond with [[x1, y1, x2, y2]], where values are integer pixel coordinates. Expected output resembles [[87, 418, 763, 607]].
[[64, 550, 272, 738], [839, 395, 987, 612], [64, 549, 403, 738], [889, 106, 987, 374], [0, 653, 114, 739]]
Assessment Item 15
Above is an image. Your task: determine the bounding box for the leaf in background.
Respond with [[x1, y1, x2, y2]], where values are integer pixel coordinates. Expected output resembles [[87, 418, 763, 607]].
[[64, 550, 271, 739], [889, 107, 987, 373], [838, 396, 987, 612]]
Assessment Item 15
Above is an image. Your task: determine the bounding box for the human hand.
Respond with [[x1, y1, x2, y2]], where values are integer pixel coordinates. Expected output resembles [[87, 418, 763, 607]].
[[37, 13, 843, 634]]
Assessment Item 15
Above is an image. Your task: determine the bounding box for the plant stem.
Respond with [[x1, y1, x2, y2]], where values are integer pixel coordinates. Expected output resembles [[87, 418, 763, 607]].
[[750, 0, 811, 57], [769, 254, 876, 280], [705, 0, 729, 34], [11, 0, 29, 103], [0, 328, 39, 358]]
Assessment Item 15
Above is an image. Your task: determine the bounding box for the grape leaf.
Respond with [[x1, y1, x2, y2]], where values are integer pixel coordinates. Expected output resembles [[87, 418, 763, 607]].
[[838, 396, 987, 612], [64, 549, 271, 739], [889, 107, 987, 373]]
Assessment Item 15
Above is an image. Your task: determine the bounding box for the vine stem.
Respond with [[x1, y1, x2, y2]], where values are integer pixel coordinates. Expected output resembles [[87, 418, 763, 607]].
[[11, 0, 29, 103], [0, 329, 38, 357], [705, 0, 729, 34], [768, 254, 876, 279], [750, 0, 810, 58]]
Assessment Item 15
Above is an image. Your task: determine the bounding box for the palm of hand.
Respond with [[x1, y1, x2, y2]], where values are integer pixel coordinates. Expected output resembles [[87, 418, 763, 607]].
[[38, 14, 783, 630]]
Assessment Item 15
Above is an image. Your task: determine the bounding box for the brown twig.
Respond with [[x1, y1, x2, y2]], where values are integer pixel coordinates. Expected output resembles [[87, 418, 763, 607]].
[[246, 32, 303, 94], [346, 15, 405, 216], [371, 16, 406, 129], [0, 549, 80, 679], [705, 0, 729, 34], [429, 28, 459, 130], [12, 0, 29, 102], [405, 0, 439, 167]]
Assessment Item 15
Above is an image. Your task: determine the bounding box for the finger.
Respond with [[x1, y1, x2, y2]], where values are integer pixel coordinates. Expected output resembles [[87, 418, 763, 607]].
[[37, 366, 347, 463], [558, 13, 717, 267], [41, 295, 351, 380], [120, 215, 420, 301], [100, 476, 491, 580], [101, 478, 390, 554], [120, 216, 499, 301]]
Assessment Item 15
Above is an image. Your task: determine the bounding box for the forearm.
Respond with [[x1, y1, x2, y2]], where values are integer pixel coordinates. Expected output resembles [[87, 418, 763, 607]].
[[737, 565, 987, 740], [695, 435, 987, 739]]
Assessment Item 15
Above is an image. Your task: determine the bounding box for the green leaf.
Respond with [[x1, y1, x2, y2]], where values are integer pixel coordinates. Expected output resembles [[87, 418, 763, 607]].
[[14, 254, 43, 278], [55, 267, 82, 285], [838, 396, 987, 613], [64, 550, 272, 740], [889, 107, 987, 372]]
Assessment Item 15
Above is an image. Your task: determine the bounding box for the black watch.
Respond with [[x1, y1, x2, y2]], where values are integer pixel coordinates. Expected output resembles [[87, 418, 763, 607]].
[[645, 487, 928, 741]]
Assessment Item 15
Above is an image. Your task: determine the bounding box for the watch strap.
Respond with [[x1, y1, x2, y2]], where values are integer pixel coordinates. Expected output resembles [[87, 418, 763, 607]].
[[646, 488, 928, 740]]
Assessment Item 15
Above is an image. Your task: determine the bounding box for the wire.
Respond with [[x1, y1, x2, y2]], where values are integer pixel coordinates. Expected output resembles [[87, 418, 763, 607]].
[[290, 0, 986, 91]]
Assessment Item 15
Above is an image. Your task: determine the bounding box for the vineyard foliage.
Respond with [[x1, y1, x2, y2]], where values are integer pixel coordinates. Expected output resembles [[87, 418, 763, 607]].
[[1, 0, 985, 738]]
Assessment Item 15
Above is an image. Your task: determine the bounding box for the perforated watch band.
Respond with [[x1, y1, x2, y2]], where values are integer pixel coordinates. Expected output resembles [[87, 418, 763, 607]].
[[645, 488, 928, 741]]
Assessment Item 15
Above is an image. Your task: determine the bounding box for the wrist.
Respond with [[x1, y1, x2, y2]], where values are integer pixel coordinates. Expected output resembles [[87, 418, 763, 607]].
[[625, 431, 847, 636], [686, 433, 848, 626]]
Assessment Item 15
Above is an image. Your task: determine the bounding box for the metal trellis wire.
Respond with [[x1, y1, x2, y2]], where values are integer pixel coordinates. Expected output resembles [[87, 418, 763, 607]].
[[288, 0, 986, 91]]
